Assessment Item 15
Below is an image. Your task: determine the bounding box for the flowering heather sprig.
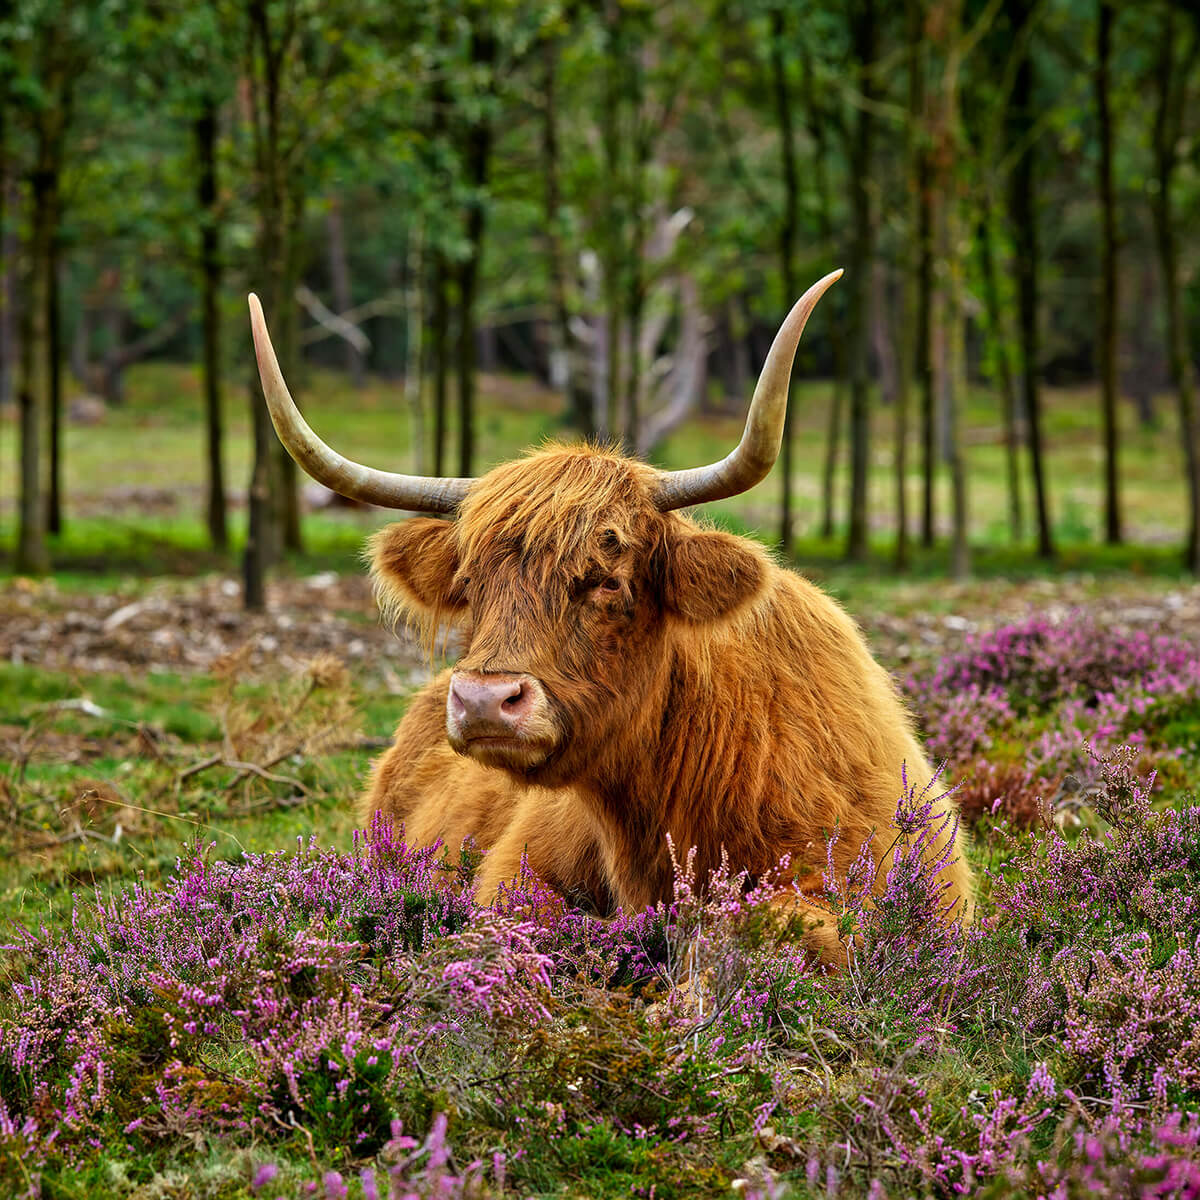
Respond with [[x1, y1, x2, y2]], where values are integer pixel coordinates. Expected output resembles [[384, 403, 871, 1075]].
[[821, 765, 988, 1038], [249, 1115, 503, 1199], [1004, 1111, 1200, 1198]]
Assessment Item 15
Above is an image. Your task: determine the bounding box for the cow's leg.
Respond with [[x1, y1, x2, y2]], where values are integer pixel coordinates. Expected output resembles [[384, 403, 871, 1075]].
[[473, 789, 612, 912], [360, 670, 454, 830]]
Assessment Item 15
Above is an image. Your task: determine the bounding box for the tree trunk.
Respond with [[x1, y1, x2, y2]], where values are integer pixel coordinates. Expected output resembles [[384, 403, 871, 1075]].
[[243, 0, 287, 609], [196, 101, 227, 552], [845, 0, 877, 563], [820, 383, 843, 540], [1008, 0, 1053, 559], [326, 192, 364, 388], [802, 49, 846, 543], [278, 176, 305, 554], [917, 158, 935, 547], [1126, 261, 1158, 428], [47, 240, 62, 535], [601, 0, 624, 443], [1151, 9, 1200, 571], [0, 119, 11, 412], [431, 253, 451, 476], [541, 39, 591, 435], [978, 199, 1023, 541], [1096, 0, 1121, 545], [622, 21, 648, 452], [929, 0, 968, 579], [895, 0, 924, 569], [456, 20, 496, 479], [771, 6, 799, 553], [0, 174, 14, 413], [403, 226, 426, 474], [15, 168, 55, 574]]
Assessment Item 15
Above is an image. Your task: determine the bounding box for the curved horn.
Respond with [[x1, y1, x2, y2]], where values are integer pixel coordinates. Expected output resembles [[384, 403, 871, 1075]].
[[652, 269, 843, 511], [248, 293, 472, 512]]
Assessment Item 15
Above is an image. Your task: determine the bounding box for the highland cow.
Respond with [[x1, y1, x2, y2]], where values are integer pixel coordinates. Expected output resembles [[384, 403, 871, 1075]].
[[248, 271, 972, 963]]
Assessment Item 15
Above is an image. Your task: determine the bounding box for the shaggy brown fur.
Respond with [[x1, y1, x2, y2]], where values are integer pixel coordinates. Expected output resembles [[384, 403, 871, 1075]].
[[364, 444, 972, 962]]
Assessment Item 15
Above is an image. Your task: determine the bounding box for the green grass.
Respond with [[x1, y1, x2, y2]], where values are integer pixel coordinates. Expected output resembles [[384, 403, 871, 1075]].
[[0, 362, 1192, 583], [0, 658, 406, 929]]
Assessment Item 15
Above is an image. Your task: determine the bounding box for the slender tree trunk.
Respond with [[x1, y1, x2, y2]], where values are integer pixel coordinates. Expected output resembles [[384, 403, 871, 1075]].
[[917, 160, 935, 547], [1008, 0, 1053, 558], [1127, 261, 1158, 428], [601, 0, 624, 442], [929, 0, 968, 578], [196, 101, 227, 552], [0, 112, 10, 412], [326, 192, 364, 388], [456, 20, 495, 479], [15, 168, 54, 574], [243, 0, 287, 609], [1096, 0, 1121, 545], [1151, 10, 1200, 571], [542, 38, 592, 436], [431, 253, 450, 476], [0, 173, 14, 412], [622, 22, 648, 451], [978, 200, 1023, 541], [47, 238, 62, 535], [16, 46, 72, 573], [403, 226, 426, 474], [771, 6, 799, 553], [820, 384, 843, 540], [457, 249, 480, 479], [845, 0, 877, 563], [896, 0, 924, 570], [428, 31, 452, 477], [803, 53, 846, 543], [278, 178, 305, 553]]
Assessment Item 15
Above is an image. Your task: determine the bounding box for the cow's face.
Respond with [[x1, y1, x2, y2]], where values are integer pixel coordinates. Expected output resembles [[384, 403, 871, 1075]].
[[371, 447, 767, 786]]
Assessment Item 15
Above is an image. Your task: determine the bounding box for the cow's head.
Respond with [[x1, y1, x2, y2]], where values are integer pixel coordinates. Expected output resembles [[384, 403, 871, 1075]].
[[247, 271, 840, 786], [367, 447, 770, 783]]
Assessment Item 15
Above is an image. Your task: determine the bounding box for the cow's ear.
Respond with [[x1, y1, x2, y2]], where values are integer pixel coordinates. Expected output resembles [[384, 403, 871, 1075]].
[[660, 526, 767, 622], [369, 518, 466, 623]]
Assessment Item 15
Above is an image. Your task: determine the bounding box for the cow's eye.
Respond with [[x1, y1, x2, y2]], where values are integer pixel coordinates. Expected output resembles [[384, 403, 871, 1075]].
[[598, 577, 621, 593]]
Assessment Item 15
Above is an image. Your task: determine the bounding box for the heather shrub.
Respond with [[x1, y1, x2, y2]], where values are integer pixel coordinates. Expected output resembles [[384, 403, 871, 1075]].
[[3, 738, 1200, 1198], [906, 613, 1200, 824]]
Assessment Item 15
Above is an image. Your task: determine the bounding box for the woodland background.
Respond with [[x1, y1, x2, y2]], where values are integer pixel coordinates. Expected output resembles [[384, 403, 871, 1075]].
[[1, 0, 1199, 602]]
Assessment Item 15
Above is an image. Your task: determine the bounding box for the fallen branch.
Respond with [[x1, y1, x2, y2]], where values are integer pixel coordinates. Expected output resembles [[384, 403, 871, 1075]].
[[221, 758, 308, 795], [295, 285, 371, 353]]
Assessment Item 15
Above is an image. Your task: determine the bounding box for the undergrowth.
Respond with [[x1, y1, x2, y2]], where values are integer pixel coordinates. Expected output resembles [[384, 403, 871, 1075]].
[[2, 610, 1200, 1197]]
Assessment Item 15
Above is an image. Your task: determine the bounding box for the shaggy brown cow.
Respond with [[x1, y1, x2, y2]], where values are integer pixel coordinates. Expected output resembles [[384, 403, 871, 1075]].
[[248, 273, 972, 962]]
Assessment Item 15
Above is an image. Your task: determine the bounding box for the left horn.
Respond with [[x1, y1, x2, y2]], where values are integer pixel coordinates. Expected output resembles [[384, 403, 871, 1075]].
[[248, 293, 472, 512], [651, 269, 842, 511]]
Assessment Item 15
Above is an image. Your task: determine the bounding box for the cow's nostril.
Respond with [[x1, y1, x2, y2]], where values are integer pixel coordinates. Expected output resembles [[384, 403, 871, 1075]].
[[449, 672, 537, 732]]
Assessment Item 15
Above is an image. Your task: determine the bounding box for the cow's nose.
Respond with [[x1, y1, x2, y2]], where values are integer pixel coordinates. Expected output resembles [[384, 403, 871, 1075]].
[[448, 672, 533, 730]]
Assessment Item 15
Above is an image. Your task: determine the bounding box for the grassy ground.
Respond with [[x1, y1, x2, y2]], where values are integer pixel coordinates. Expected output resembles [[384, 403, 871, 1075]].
[[0, 361, 1191, 571], [2, 363, 1200, 1196]]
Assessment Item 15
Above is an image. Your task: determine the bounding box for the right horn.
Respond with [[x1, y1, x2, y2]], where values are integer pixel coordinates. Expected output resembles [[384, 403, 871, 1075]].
[[651, 269, 842, 511], [248, 293, 472, 512]]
